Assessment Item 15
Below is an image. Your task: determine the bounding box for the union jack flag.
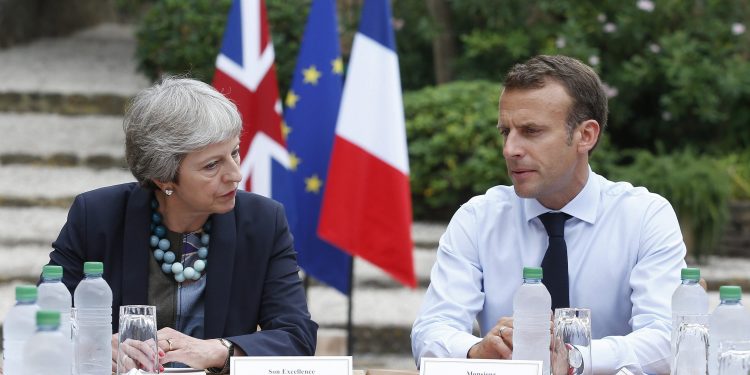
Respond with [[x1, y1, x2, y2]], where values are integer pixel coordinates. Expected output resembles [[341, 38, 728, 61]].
[[212, 0, 291, 200]]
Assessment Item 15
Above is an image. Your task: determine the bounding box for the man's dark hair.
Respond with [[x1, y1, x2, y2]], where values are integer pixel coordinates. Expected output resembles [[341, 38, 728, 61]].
[[503, 55, 608, 152]]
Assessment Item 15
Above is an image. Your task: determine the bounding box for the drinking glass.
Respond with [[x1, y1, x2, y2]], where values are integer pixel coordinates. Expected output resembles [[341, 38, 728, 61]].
[[117, 305, 159, 374], [718, 340, 750, 375], [552, 308, 592, 375], [671, 314, 709, 375]]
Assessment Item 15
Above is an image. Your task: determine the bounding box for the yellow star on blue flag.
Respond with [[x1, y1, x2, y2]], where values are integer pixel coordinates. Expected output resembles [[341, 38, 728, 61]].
[[282, 0, 350, 294]]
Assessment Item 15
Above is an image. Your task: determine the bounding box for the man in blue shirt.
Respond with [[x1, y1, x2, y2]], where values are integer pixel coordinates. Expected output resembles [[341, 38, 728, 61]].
[[411, 55, 685, 374]]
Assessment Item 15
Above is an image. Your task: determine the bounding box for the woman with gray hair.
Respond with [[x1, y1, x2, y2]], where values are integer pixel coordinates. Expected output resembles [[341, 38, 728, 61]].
[[44, 77, 317, 374]]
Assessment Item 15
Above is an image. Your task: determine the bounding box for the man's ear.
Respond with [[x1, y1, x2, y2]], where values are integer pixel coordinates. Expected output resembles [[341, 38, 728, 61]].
[[577, 119, 600, 154]]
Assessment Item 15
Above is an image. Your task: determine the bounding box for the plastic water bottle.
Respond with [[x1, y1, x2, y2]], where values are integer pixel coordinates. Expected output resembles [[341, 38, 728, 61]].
[[23, 310, 72, 375], [671, 268, 708, 359], [708, 285, 750, 375], [2, 285, 39, 375], [513, 267, 552, 374], [38, 264, 72, 340], [73, 261, 113, 375]]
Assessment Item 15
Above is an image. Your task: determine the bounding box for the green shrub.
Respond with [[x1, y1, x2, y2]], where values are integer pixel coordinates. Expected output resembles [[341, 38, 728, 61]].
[[135, 0, 232, 82], [134, 0, 307, 94], [393, 0, 750, 153], [405, 80, 508, 220], [608, 149, 731, 259], [719, 151, 750, 201]]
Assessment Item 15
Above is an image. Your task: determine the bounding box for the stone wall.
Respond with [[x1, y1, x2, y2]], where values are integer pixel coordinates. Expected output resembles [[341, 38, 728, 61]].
[[0, 0, 115, 48], [718, 201, 750, 257]]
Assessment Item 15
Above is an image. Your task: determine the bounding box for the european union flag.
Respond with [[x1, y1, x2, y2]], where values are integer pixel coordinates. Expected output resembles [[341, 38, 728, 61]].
[[283, 0, 350, 294]]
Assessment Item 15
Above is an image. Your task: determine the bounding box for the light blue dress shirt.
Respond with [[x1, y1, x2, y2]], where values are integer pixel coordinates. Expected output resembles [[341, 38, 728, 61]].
[[411, 168, 686, 374]]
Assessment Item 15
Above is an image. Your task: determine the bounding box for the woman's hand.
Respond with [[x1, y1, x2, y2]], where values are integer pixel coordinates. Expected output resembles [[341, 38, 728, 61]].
[[112, 332, 166, 373], [157, 327, 228, 370]]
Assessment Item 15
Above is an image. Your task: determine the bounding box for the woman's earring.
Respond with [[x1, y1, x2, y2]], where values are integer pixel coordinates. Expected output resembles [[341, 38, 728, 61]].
[[165, 189, 174, 196]]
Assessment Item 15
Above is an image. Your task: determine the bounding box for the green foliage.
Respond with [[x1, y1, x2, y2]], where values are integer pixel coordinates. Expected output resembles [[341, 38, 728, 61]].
[[134, 0, 308, 94], [719, 151, 750, 201], [607, 149, 731, 259], [391, 1, 435, 89], [395, 0, 750, 152], [135, 0, 232, 82], [404, 80, 507, 220]]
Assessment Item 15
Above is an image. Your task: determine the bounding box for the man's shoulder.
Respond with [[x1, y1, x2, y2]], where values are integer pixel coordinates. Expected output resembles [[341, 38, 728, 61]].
[[460, 184, 519, 213], [596, 174, 672, 207]]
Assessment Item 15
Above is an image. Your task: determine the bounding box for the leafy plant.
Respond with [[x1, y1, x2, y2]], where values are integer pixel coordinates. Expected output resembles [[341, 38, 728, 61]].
[[608, 149, 731, 259], [404, 80, 508, 220], [394, 0, 750, 153], [719, 151, 750, 201], [134, 0, 308, 94], [135, 0, 232, 82]]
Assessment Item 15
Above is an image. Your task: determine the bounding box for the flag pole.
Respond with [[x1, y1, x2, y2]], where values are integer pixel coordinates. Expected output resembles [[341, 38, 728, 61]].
[[346, 256, 354, 356]]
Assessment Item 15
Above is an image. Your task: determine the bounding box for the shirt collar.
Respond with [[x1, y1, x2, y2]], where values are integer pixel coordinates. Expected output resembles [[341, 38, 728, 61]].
[[522, 165, 599, 224]]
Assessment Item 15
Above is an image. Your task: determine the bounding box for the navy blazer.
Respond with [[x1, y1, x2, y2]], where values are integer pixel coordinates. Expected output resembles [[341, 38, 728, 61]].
[[48, 182, 317, 356]]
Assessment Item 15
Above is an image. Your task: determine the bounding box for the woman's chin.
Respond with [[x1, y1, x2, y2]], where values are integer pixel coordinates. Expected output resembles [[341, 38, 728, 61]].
[[212, 200, 236, 215]]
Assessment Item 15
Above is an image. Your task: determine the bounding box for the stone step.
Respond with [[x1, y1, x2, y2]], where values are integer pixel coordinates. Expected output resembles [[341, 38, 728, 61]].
[[0, 23, 148, 115], [0, 207, 68, 246], [0, 165, 134, 207], [0, 113, 126, 168], [411, 222, 444, 249]]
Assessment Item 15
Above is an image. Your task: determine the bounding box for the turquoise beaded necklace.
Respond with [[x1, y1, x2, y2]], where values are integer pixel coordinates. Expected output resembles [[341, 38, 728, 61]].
[[149, 199, 210, 283]]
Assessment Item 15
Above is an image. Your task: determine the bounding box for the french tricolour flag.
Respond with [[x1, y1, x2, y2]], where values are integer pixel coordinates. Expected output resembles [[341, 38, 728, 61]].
[[318, 0, 415, 287]]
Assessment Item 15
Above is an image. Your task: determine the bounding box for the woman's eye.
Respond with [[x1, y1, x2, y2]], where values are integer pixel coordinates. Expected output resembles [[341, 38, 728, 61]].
[[205, 162, 218, 170]]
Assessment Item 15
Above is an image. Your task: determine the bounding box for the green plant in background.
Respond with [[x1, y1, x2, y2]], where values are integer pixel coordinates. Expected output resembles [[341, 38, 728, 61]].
[[394, 0, 750, 153], [719, 152, 750, 201], [608, 149, 731, 260], [134, 0, 308, 94], [404, 80, 508, 220], [135, 0, 232, 82]]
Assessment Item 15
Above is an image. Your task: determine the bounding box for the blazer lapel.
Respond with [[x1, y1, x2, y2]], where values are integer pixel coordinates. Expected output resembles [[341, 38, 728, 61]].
[[204, 208, 237, 338], [121, 186, 151, 305]]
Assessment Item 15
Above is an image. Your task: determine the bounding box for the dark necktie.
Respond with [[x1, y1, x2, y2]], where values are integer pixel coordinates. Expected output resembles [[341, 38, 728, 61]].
[[539, 212, 571, 309]]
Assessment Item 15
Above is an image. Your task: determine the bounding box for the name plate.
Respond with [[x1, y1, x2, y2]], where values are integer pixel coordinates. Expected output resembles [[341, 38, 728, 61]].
[[420, 358, 542, 375], [232, 356, 352, 375]]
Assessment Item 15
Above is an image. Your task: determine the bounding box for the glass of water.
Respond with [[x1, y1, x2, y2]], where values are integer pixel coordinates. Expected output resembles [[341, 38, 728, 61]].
[[117, 305, 159, 374], [718, 340, 750, 375], [552, 308, 592, 375], [672, 314, 709, 375]]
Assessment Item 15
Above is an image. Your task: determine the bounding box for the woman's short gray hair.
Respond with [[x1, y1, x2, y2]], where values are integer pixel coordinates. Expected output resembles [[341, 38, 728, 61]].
[[123, 77, 242, 189]]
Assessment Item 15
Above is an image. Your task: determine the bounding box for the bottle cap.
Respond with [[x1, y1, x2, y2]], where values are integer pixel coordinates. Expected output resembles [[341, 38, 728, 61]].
[[83, 262, 104, 275], [42, 265, 63, 279], [720, 285, 742, 301], [523, 267, 543, 279], [36, 310, 60, 327], [681, 268, 700, 281], [15, 285, 37, 302]]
